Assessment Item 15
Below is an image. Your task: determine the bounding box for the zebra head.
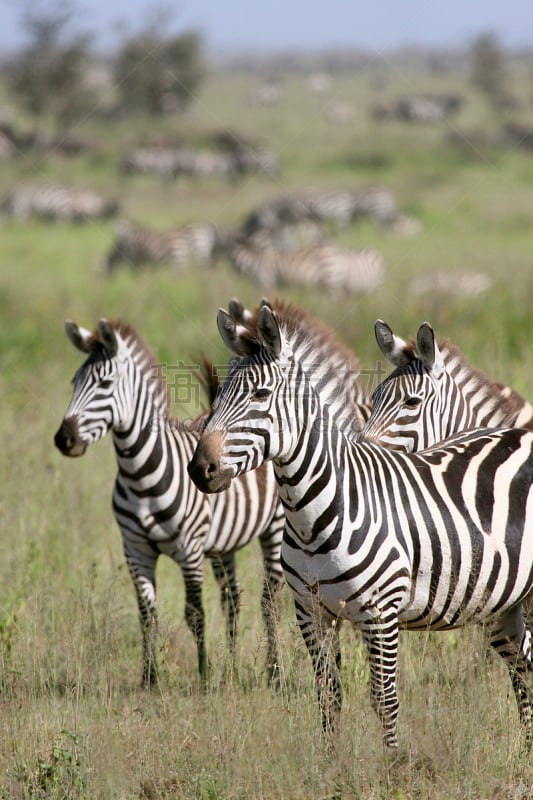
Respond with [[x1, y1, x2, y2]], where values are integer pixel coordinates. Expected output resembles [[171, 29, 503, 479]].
[[188, 305, 298, 494], [362, 319, 446, 451], [54, 319, 137, 456]]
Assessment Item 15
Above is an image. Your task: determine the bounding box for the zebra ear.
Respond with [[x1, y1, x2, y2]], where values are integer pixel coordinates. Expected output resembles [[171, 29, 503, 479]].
[[374, 320, 410, 366], [65, 320, 92, 353], [228, 297, 251, 325], [257, 305, 282, 358], [97, 319, 119, 356], [416, 322, 444, 378], [217, 308, 256, 356]]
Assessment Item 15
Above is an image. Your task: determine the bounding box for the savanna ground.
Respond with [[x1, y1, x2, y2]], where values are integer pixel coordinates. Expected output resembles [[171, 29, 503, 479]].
[[1, 60, 533, 799]]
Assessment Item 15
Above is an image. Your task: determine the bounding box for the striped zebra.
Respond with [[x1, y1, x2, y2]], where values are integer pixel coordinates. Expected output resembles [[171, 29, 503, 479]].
[[363, 319, 533, 451], [120, 147, 184, 182], [242, 186, 398, 235], [121, 145, 278, 183], [54, 318, 285, 686], [227, 234, 385, 293], [1, 183, 119, 222], [189, 304, 533, 748], [105, 219, 231, 273]]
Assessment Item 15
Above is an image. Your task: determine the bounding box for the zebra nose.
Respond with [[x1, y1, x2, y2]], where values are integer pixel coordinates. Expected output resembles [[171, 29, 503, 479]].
[[188, 451, 219, 490], [54, 418, 86, 457], [188, 431, 231, 493]]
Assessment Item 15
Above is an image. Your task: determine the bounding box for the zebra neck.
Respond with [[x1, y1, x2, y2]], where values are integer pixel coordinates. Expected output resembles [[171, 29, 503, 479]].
[[442, 344, 507, 429], [273, 399, 346, 545], [112, 386, 169, 463]]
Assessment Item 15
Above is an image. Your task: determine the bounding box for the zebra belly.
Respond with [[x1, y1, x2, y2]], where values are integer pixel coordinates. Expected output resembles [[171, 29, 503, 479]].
[[282, 528, 533, 629], [397, 539, 533, 630], [281, 543, 412, 623]]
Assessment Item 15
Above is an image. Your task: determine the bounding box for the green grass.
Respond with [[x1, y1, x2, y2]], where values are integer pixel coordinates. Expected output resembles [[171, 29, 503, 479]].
[[1, 65, 533, 798]]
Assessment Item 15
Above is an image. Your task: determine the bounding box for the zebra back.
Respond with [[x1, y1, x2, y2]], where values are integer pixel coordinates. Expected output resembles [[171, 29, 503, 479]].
[[3, 183, 119, 222], [227, 233, 384, 294], [106, 220, 224, 273]]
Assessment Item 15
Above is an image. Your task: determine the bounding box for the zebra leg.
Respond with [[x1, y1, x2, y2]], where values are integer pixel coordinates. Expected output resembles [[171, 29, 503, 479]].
[[489, 604, 533, 745], [182, 572, 209, 683], [361, 614, 401, 749], [123, 537, 159, 688], [259, 518, 285, 685], [261, 570, 284, 686], [210, 552, 241, 662], [295, 597, 343, 736]]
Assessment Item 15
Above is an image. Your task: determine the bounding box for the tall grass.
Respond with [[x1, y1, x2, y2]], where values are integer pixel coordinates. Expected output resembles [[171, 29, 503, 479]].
[[1, 65, 533, 798]]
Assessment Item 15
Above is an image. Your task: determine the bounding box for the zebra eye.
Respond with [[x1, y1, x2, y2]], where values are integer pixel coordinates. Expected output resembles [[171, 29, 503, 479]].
[[100, 379, 113, 389], [253, 388, 271, 401], [404, 396, 422, 408]]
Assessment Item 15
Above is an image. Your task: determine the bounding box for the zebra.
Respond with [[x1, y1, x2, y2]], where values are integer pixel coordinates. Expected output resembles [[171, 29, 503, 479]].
[[121, 145, 278, 183], [230, 148, 279, 180], [373, 94, 463, 123], [362, 319, 533, 452], [188, 303, 533, 749], [120, 147, 185, 182], [1, 183, 119, 222], [54, 318, 285, 686], [242, 186, 398, 236], [105, 219, 232, 273], [120, 147, 234, 181], [227, 234, 385, 293]]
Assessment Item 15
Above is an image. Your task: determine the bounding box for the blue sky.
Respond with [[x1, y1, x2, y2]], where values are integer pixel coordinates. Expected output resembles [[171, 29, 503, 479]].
[[1, 0, 532, 54]]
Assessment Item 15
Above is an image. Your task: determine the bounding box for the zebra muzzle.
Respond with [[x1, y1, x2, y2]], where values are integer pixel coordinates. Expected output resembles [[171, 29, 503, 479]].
[[54, 418, 87, 457], [188, 433, 232, 493]]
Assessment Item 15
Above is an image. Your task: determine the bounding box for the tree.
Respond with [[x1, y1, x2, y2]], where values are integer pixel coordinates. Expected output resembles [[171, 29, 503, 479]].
[[6, 0, 96, 130], [470, 32, 510, 109], [113, 18, 205, 116]]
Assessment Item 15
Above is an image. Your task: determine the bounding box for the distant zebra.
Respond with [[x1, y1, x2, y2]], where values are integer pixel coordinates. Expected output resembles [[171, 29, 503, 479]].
[[189, 303, 533, 748], [120, 146, 234, 181], [230, 148, 279, 180], [227, 234, 385, 293], [362, 319, 533, 452], [120, 147, 184, 182], [105, 220, 232, 273], [121, 146, 277, 182], [242, 186, 398, 235], [373, 94, 463, 123], [54, 319, 285, 685], [1, 183, 119, 222]]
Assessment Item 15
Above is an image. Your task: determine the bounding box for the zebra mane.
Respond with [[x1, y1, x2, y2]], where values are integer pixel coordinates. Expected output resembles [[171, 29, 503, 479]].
[[391, 336, 532, 427], [241, 298, 369, 433], [88, 318, 168, 404], [88, 319, 211, 430]]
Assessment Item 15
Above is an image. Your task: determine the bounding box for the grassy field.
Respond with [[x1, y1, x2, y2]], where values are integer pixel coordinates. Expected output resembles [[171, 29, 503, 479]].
[[1, 62, 533, 799]]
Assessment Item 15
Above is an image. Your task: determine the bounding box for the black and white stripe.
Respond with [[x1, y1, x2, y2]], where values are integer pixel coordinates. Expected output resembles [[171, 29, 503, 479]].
[[189, 305, 533, 749], [54, 319, 285, 686], [1, 183, 119, 222], [242, 186, 398, 235], [121, 145, 278, 183], [227, 233, 385, 293], [362, 320, 533, 451], [105, 219, 230, 273]]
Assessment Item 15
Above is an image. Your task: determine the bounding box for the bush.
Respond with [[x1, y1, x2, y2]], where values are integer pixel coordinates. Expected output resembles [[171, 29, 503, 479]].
[[113, 30, 206, 116]]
